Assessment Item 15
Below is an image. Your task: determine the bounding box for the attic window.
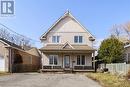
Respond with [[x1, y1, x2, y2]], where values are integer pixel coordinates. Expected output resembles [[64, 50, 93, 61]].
[[52, 36, 60, 43], [74, 36, 83, 43]]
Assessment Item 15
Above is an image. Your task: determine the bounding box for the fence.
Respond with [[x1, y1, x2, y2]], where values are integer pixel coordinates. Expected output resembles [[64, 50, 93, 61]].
[[12, 64, 40, 72], [100, 63, 130, 75]]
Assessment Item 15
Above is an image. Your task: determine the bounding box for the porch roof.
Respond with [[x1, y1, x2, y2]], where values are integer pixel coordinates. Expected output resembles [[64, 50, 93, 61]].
[[40, 44, 96, 53]]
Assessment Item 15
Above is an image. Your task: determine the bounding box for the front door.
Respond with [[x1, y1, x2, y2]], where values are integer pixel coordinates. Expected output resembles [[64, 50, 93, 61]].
[[64, 55, 70, 68]]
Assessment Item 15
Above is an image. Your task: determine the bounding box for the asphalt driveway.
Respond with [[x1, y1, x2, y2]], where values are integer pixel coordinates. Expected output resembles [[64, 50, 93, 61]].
[[0, 73, 101, 87]]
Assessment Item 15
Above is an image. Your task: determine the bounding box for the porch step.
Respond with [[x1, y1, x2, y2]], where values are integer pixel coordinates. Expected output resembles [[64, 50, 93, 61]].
[[64, 69, 73, 73]]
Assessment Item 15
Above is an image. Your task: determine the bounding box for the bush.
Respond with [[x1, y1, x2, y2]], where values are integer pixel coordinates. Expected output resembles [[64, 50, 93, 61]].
[[99, 68, 109, 73], [103, 68, 108, 72]]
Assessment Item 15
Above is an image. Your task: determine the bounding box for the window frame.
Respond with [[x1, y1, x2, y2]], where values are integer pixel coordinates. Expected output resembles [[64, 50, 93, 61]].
[[52, 36, 60, 43], [76, 55, 86, 65], [49, 55, 58, 65], [74, 36, 83, 43]]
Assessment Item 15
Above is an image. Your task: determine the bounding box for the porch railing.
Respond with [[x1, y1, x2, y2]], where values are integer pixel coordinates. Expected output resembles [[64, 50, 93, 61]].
[[43, 65, 62, 69], [74, 66, 93, 70], [42, 65, 93, 70]]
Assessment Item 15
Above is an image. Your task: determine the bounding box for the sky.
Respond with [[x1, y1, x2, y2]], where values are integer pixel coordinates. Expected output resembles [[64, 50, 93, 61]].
[[1, 0, 130, 48]]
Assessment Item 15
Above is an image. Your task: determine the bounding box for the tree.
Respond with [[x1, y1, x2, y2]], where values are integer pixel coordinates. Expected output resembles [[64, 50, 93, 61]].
[[98, 36, 125, 63], [123, 22, 130, 40], [0, 27, 33, 49], [110, 24, 129, 43]]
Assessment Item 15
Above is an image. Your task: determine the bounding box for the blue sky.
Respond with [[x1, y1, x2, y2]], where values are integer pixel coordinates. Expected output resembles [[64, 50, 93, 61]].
[[1, 0, 130, 48]]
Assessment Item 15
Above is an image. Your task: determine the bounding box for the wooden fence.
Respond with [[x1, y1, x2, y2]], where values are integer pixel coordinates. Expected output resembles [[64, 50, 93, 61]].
[[100, 63, 130, 75], [12, 64, 40, 73]]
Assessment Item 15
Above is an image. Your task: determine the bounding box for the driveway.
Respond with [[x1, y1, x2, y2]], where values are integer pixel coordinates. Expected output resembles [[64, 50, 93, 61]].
[[0, 73, 101, 87]]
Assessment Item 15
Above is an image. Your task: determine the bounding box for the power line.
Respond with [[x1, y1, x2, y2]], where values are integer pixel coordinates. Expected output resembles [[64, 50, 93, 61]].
[[0, 23, 40, 42]]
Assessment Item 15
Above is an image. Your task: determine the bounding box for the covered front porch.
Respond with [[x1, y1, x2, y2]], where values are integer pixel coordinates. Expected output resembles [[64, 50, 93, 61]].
[[40, 43, 96, 72], [41, 50, 96, 72]]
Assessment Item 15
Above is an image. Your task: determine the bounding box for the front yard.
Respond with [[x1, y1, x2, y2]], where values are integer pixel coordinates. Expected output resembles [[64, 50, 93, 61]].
[[0, 72, 10, 76], [86, 73, 130, 87]]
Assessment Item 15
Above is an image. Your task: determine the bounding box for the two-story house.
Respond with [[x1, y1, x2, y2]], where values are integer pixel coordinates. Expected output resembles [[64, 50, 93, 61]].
[[40, 11, 96, 72]]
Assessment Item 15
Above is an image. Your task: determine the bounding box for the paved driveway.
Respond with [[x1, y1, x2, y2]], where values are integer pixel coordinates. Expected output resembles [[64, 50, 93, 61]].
[[0, 73, 101, 87]]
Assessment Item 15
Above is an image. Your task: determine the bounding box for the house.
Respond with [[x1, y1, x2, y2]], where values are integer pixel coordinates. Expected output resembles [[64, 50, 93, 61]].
[[0, 38, 41, 72], [124, 45, 130, 63], [40, 11, 96, 72]]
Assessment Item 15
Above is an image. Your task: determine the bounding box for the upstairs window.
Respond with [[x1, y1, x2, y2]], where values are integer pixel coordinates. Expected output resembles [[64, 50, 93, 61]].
[[74, 36, 83, 43], [52, 36, 60, 43]]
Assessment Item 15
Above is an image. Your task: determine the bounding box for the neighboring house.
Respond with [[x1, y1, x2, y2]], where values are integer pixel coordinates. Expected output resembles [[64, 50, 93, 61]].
[[124, 45, 130, 63], [40, 11, 96, 72], [0, 38, 41, 72]]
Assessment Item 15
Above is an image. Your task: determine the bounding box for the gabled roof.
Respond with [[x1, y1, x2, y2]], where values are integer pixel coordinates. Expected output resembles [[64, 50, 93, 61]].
[[0, 38, 22, 49], [25, 47, 41, 57], [40, 10, 95, 40], [62, 42, 74, 49]]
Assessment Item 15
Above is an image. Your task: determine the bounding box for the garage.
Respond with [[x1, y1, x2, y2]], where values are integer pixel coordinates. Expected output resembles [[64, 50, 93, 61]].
[[0, 56, 5, 71]]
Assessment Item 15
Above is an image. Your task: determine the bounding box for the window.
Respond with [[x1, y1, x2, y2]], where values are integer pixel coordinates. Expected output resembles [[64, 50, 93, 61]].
[[77, 55, 85, 65], [74, 36, 78, 43], [79, 36, 83, 43], [77, 55, 80, 65], [52, 36, 60, 43], [74, 36, 83, 43], [81, 55, 85, 65], [49, 56, 53, 65], [49, 55, 58, 65]]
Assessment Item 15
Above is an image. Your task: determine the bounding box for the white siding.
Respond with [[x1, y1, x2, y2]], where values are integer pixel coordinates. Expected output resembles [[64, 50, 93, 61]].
[[42, 17, 92, 47], [0, 57, 5, 71], [42, 53, 92, 67], [0, 41, 9, 72]]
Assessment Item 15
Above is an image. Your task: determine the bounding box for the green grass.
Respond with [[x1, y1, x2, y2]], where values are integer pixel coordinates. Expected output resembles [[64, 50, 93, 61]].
[[86, 73, 130, 87]]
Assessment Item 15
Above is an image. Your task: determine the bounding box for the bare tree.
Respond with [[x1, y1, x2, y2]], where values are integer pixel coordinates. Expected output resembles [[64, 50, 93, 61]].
[[122, 22, 130, 40], [0, 26, 33, 49], [110, 24, 129, 44]]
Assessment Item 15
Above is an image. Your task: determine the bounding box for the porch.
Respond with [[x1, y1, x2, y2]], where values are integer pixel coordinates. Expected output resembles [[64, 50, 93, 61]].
[[41, 53, 95, 72], [40, 44, 96, 72]]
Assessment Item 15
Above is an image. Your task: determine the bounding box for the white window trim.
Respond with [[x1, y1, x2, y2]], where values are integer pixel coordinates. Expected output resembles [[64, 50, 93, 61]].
[[74, 36, 83, 43], [49, 55, 58, 65], [76, 55, 86, 66], [52, 36, 60, 43]]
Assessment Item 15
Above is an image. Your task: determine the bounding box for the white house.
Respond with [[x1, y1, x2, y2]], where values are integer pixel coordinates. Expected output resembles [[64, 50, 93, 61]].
[[40, 11, 96, 72]]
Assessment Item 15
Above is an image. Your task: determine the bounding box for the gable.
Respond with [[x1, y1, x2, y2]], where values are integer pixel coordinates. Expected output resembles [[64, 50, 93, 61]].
[[50, 16, 86, 33], [62, 42, 73, 49], [40, 11, 95, 40]]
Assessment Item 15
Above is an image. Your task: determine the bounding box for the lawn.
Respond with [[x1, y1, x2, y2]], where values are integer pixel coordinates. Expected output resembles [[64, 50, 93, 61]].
[[86, 73, 130, 87], [0, 72, 10, 76]]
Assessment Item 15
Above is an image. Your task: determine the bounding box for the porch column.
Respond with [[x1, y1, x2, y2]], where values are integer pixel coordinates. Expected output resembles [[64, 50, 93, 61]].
[[41, 52, 44, 69], [93, 51, 96, 72], [62, 53, 63, 68], [72, 53, 74, 69]]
